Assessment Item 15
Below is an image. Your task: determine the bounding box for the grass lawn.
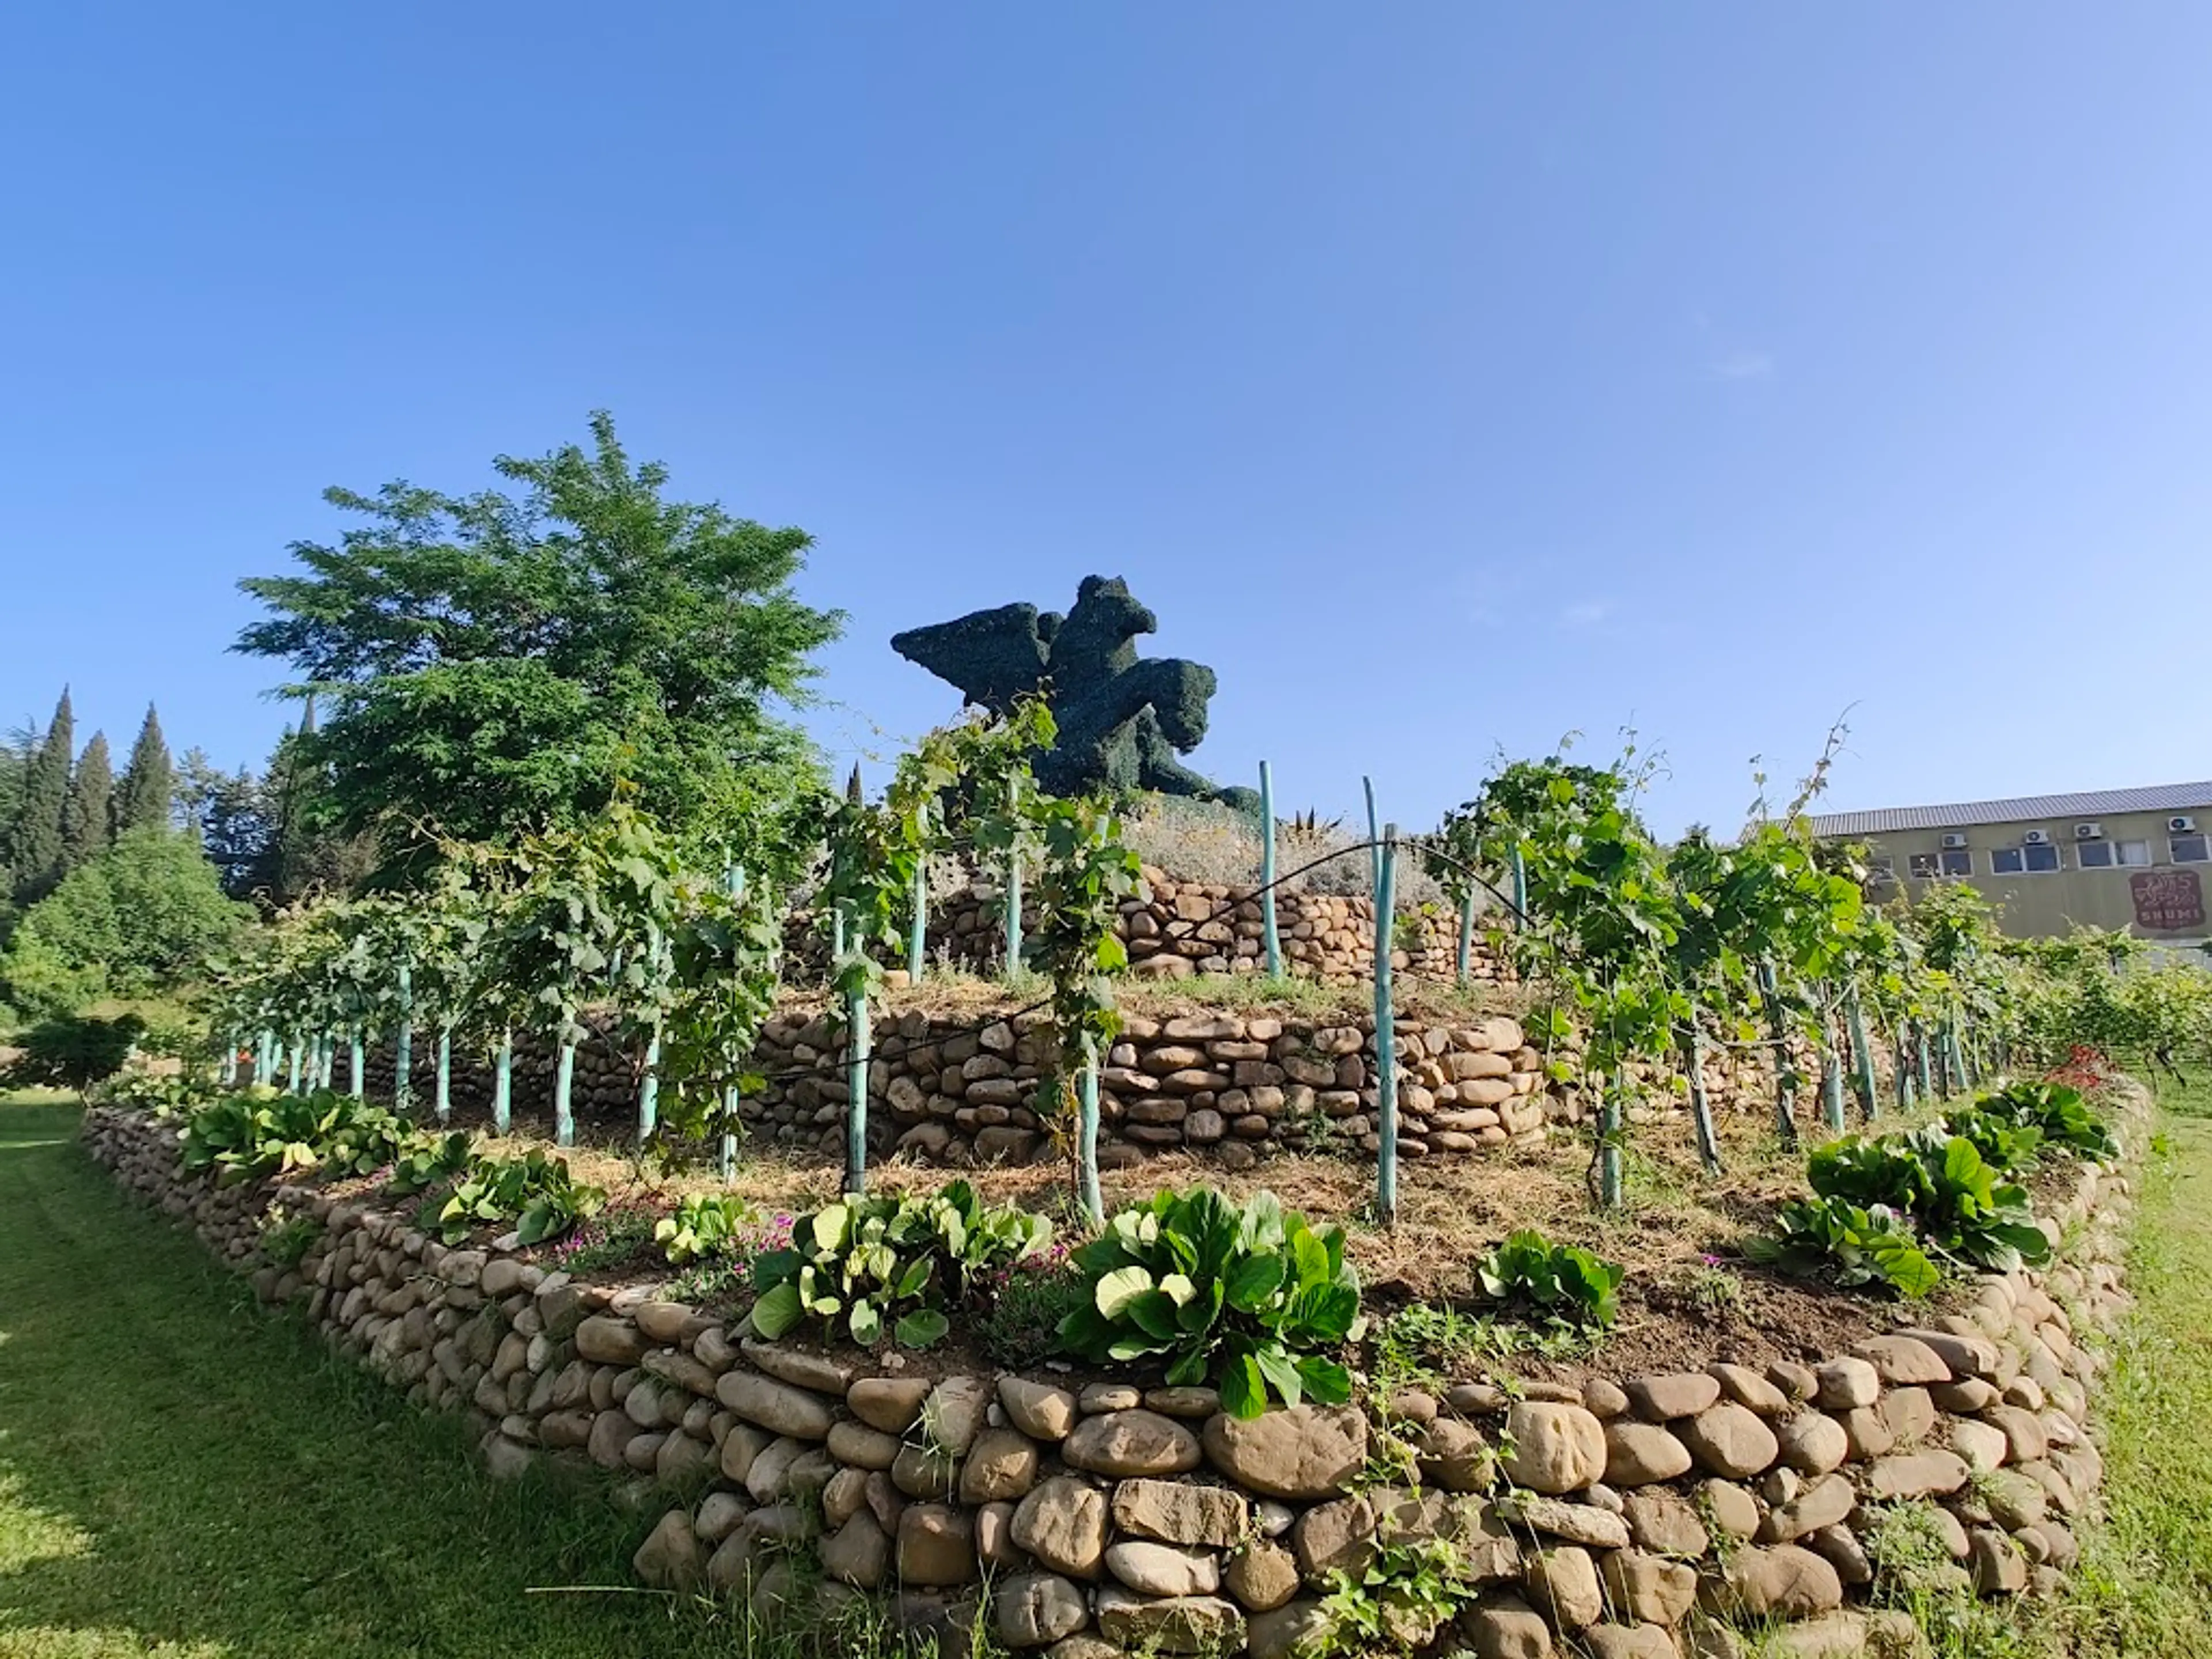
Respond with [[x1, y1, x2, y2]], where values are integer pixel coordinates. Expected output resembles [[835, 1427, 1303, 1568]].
[[0, 1090, 719, 1658]]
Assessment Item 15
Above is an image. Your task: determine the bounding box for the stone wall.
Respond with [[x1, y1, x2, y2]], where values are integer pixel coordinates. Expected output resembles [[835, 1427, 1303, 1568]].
[[82, 1089, 2142, 1659], [789, 865, 1512, 988]]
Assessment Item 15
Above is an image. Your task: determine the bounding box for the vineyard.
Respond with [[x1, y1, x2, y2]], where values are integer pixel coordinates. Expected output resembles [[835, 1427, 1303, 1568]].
[[44, 705, 2212, 1659]]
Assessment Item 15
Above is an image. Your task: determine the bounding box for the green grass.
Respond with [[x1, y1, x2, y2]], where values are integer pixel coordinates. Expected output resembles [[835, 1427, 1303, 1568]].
[[0, 1092, 923, 1659]]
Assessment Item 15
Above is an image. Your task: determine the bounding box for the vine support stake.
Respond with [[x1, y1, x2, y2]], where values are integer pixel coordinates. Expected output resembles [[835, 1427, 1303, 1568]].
[[1078, 1054, 1104, 1227], [723, 865, 748, 1180], [907, 825, 928, 984], [434, 1024, 453, 1126], [1895, 1032, 1915, 1111], [1004, 772, 1024, 980], [1598, 1068, 1624, 1208], [1683, 1024, 1721, 1172], [394, 961, 414, 1113], [219, 1032, 238, 1088], [286, 1039, 302, 1094], [1456, 891, 1475, 987], [493, 1029, 513, 1135], [1844, 983, 1879, 1122], [638, 924, 663, 1151], [1259, 761, 1282, 978], [843, 988, 870, 1198], [1363, 776, 1381, 898], [321, 1033, 336, 1093], [255, 1029, 273, 1087], [1510, 846, 1529, 929], [554, 1033, 577, 1147], [1758, 959, 1799, 1147], [1820, 1032, 1847, 1136], [1373, 823, 1400, 1228], [1914, 1022, 1934, 1102], [349, 1031, 365, 1100]]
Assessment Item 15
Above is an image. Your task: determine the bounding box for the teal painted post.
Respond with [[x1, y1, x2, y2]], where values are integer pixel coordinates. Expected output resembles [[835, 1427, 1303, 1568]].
[[1363, 777, 1381, 897], [1759, 959, 1799, 1147], [1895, 1034, 1915, 1111], [493, 1030, 513, 1135], [1373, 825, 1400, 1226], [393, 962, 414, 1113], [1598, 1067, 1624, 1207], [1950, 1020, 1974, 1090], [1004, 774, 1024, 979], [1078, 1055, 1103, 1226], [349, 1032, 365, 1100], [257, 1031, 275, 1086], [434, 1024, 453, 1125], [1844, 984, 1880, 1122], [1510, 846, 1529, 926], [723, 865, 748, 1180], [1456, 893, 1475, 987], [831, 903, 847, 966], [1914, 1024, 1934, 1101], [1820, 1036, 1847, 1136], [637, 925, 662, 1150], [908, 833, 929, 984], [844, 984, 870, 1196], [1683, 1025, 1721, 1172], [554, 1036, 577, 1147], [320, 1033, 336, 1092], [1259, 762, 1282, 978], [219, 1033, 237, 1088], [286, 1039, 302, 1094]]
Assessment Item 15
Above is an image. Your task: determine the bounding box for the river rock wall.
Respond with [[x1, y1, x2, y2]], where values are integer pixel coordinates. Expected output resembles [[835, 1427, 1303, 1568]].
[[82, 1088, 2142, 1659]]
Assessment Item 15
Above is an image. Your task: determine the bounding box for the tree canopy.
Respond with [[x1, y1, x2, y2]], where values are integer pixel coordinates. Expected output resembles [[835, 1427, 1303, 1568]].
[[115, 703, 174, 834], [3, 689, 73, 907], [233, 413, 844, 873], [60, 730, 112, 870], [0, 829, 249, 1016]]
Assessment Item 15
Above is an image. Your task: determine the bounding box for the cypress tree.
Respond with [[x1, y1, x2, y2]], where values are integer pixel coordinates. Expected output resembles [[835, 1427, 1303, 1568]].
[[61, 730, 114, 870], [6, 688, 73, 905], [116, 703, 175, 834]]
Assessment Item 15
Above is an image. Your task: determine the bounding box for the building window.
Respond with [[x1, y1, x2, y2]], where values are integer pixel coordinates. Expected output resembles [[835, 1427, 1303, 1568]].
[[1908, 849, 1973, 878], [2078, 839, 2151, 868], [1990, 844, 2061, 875], [2173, 834, 2211, 863], [1908, 853, 1940, 879], [1866, 855, 1896, 885]]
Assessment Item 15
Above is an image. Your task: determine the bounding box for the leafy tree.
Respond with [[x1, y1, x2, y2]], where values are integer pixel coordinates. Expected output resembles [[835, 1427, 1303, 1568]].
[[5, 689, 73, 906], [2, 1013, 145, 1100], [233, 412, 845, 872], [0, 830, 250, 1011], [115, 704, 175, 834], [61, 731, 113, 870], [176, 747, 276, 899]]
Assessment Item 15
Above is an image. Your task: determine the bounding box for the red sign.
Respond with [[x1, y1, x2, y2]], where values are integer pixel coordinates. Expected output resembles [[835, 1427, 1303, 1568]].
[[2131, 869, 2205, 932]]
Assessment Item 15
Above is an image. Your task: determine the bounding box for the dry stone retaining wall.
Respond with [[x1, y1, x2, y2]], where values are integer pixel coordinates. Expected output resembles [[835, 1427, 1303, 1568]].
[[82, 1088, 2144, 1659]]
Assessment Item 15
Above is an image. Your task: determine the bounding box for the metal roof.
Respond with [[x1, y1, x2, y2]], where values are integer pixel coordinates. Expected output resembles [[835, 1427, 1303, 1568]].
[[1808, 781, 2212, 839]]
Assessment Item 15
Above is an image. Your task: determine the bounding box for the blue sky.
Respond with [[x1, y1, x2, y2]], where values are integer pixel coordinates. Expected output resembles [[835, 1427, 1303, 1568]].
[[5, 6, 2209, 837]]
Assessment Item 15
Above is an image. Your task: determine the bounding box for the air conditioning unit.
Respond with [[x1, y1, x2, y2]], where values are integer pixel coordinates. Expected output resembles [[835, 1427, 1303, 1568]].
[[2170, 815, 2199, 834], [2075, 823, 2104, 840], [1941, 832, 1970, 850], [2022, 829, 2051, 846]]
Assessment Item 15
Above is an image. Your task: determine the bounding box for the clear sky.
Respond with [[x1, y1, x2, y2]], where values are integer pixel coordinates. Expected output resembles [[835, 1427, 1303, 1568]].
[[5, 6, 2209, 837]]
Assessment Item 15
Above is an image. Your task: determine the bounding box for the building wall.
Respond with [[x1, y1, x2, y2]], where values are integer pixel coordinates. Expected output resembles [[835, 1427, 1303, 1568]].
[[1864, 805, 2211, 941]]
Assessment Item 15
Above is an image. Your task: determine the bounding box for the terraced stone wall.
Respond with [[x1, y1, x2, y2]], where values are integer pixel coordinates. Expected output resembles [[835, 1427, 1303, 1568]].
[[82, 1089, 2142, 1659]]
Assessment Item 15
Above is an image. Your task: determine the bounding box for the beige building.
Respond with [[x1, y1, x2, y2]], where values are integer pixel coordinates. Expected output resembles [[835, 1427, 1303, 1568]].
[[1809, 782, 2212, 946]]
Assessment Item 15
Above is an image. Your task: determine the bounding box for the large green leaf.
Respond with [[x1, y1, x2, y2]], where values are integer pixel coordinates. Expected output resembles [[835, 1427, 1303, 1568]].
[[749, 1281, 804, 1339], [1095, 1264, 1156, 1319]]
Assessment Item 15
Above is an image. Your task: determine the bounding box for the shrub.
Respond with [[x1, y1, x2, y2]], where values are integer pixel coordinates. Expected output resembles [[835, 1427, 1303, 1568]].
[[1754, 1198, 1941, 1298], [749, 1181, 1051, 1351], [1971, 1080, 2118, 1162], [1, 1012, 145, 1099], [1056, 1187, 1362, 1419], [0, 830, 248, 1006], [657, 1193, 756, 1265], [1475, 1229, 1626, 1328], [437, 1149, 605, 1246], [1809, 1128, 2053, 1274]]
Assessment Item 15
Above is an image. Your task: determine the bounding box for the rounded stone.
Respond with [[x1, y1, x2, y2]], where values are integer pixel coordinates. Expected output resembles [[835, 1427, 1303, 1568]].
[[1499, 1402, 1608, 1494], [1012, 1477, 1110, 1577], [1678, 1402, 1781, 1480], [1064, 1410, 1201, 1478], [1774, 1412, 1850, 1477], [1202, 1405, 1368, 1500], [1604, 1421, 1694, 1486], [993, 1572, 1090, 1648]]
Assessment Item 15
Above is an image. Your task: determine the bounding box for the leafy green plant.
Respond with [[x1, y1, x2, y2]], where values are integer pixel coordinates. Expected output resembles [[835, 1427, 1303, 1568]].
[[1317, 1532, 1480, 1656], [1808, 1127, 2053, 1274], [382, 1129, 475, 1198], [259, 1206, 323, 1268], [1753, 1196, 1942, 1297], [436, 1149, 606, 1246], [656, 1194, 756, 1266], [1055, 1188, 1362, 1418], [1474, 1229, 1626, 1329], [1973, 1080, 2119, 1162], [749, 1182, 1051, 1350]]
